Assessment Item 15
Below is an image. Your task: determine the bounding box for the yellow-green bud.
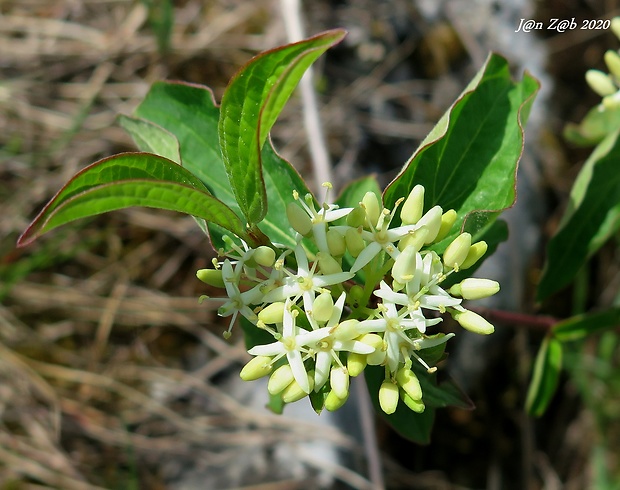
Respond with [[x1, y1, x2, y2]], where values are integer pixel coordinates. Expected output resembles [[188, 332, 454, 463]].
[[358, 333, 384, 350], [443, 232, 472, 270], [347, 285, 364, 307], [398, 226, 429, 252], [332, 319, 362, 341], [400, 184, 425, 225], [252, 246, 276, 267], [379, 380, 399, 414], [325, 389, 348, 411], [401, 391, 425, 413], [435, 209, 457, 242], [330, 367, 350, 400], [240, 356, 273, 381], [313, 292, 334, 323], [268, 364, 295, 395], [396, 367, 422, 401], [416, 205, 443, 244], [281, 371, 314, 402], [392, 244, 418, 284], [612, 17, 620, 40], [366, 347, 386, 366], [345, 227, 366, 258], [605, 50, 620, 80], [347, 352, 367, 377], [602, 92, 620, 110], [316, 252, 342, 275], [449, 278, 500, 300], [452, 309, 495, 335], [346, 205, 366, 227], [326, 229, 346, 257], [460, 240, 488, 269], [258, 302, 286, 324], [585, 69, 617, 97], [196, 269, 225, 288], [286, 201, 312, 235], [361, 192, 381, 228]]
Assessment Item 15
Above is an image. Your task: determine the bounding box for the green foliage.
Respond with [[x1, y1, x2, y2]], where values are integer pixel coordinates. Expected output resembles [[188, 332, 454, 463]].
[[525, 336, 563, 417]]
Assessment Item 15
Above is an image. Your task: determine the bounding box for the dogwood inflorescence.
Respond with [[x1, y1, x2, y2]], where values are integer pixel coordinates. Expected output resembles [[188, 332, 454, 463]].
[[585, 17, 620, 109], [197, 183, 499, 415]]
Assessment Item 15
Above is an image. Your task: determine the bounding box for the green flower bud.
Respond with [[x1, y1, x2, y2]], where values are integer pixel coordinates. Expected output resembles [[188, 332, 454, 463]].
[[400, 184, 425, 225], [392, 244, 418, 284], [398, 226, 429, 252], [361, 191, 381, 228], [240, 356, 273, 381], [313, 292, 334, 323], [366, 347, 387, 366], [332, 319, 362, 341], [401, 391, 425, 413], [605, 50, 620, 80], [443, 232, 471, 270], [282, 371, 314, 403], [358, 333, 384, 350], [416, 205, 443, 244], [268, 364, 295, 395], [346, 205, 366, 227], [452, 309, 495, 335], [258, 302, 286, 324], [325, 389, 348, 411], [613, 17, 620, 41], [347, 285, 364, 307], [196, 268, 225, 288], [586, 69, 617, 97], [602, 92, 620, 110], [316, 252, 342, 275], [435, 209, 457, 242], [379, 380, 399, 414], [460, 240, 488, 269], [252, 246, 276, 267], [449, 278, 500, 300], [326, 229, 346, 257], [396, 367, 422, 401], [286, 201, 312, 235], [330, 367, 350, 400], [347, 352, 367, 377], [345, 227, 366, 258]]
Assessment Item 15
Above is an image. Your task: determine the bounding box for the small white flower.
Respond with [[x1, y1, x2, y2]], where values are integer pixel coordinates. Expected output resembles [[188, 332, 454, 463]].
[[218, 259, 263, 336]]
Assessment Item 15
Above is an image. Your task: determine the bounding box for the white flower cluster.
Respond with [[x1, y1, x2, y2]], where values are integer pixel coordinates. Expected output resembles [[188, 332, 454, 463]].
[[585, 17, 620, 109], [197, 183, 499, 414]]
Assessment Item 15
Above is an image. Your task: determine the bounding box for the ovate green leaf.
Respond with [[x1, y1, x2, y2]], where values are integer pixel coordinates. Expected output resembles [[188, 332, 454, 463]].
[[525, 336, 563, 417]]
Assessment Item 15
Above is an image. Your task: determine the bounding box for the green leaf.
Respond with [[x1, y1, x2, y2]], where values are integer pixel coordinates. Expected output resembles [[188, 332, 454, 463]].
[[131, 81, 314, 249], [563, 105, 620, 147], [218, 29, 346, 224], [553, 307, 620, 342], [383, 53, 539, 252], [335, 175, 382, 209], [17, 153, 246, 246], [537, 130, 620, 301], [525, 336, 563, 417], [118, 115, 180, 163]]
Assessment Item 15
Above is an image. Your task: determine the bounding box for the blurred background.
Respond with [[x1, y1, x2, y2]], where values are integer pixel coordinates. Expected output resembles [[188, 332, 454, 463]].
[[1, 0, 619, 489]]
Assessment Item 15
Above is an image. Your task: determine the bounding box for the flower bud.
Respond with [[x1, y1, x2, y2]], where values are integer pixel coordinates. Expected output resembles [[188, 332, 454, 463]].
[[379, 380, 399, 414], [396, 367, 422, 401], [345, 227, 366, 258], [400, 184, 425, 225], [286, 201, 312, 235], [603, 92, 620, 110], [240, 356, 273, 381], [282, 371, 315, 402], [358, 333, 384, 350], [449, 278, 500, 300], [196, 268, 225, 288], [268, 364, 295, 395], [316, 252, 342, 275], [416, 205, 443, 244], [366, 347, 386, 366], [252, 246, 276, 267], [443, 232, 471, 270], [313, 292, 334, 323], [361, 192, 381, 228], [330, 367, 350, 400], [398, 226, 429, 252], [325, 389, 348, 411], [435, 209, 457, 242], [258, 302, 286, 324], [401, 391, 425, 413], [613, 17, 620, 41], [392, 245, 418, 284], [605, 50, 620, 80], [452, 309, 495, 335], [586, 69, 617, 97], [347, 285, 364, 307], [460, 240, 488, 269], [347, 352, 367, 377], [332, 319, 362, 341], [346, 205, 366, 227], [326, 229, 346, 257]]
